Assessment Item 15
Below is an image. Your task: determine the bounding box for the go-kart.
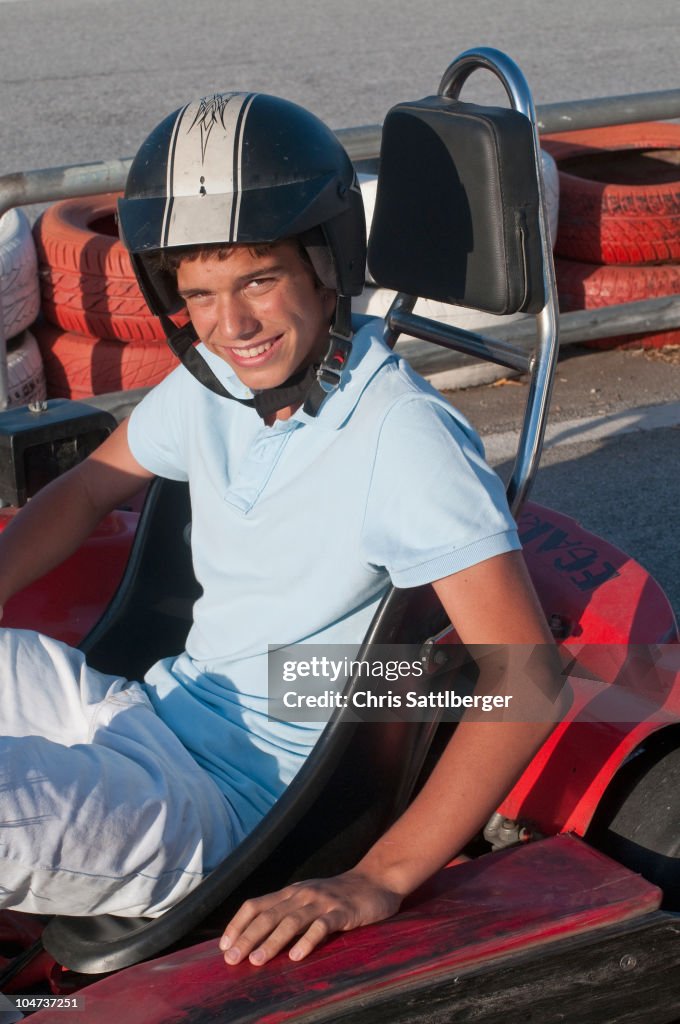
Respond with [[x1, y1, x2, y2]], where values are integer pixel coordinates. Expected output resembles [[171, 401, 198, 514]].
[[0, 47, 679, 1024]]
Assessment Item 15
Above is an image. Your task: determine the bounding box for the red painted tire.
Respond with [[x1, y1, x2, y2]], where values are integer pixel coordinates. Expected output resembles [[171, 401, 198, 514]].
[[555, 256, 680, 349], [39, 267, 170, 342], [33, 194, 171, 342], [33, 322, 178, 398], [542, 122, 680, 265]]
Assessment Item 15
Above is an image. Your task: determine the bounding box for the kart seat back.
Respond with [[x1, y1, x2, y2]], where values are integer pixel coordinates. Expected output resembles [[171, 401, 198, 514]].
[[368, 95, 545, 315], [78, 477, 199, 679], [367, 47, 558, 516], [44, 475, 449, 972]]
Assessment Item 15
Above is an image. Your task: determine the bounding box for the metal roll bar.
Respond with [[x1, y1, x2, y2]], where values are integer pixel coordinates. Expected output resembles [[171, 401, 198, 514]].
[[383, 47, 560, 514]]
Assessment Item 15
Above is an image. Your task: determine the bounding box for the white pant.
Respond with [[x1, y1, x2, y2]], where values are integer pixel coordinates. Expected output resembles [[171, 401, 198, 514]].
[[0, 629, 237, 917]]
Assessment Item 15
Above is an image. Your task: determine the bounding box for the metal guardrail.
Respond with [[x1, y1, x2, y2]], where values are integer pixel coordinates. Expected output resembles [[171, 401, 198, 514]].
[[2, 88, 680, 218], [397, 295, 680, 378], [1, 88, 680, 407]]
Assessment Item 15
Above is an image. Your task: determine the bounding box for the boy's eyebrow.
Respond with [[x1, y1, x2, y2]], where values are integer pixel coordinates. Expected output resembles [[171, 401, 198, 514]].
[[237, 262, 286, 284], [177, 262, 286, 298]]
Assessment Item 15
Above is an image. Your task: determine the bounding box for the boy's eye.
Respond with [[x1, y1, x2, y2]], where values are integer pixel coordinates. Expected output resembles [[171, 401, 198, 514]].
[[247, 276, 275, 291]]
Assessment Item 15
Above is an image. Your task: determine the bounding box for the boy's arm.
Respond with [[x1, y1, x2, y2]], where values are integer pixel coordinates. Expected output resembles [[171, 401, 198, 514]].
[[0, 419, 154, 614], [219, 549, 566, 967]]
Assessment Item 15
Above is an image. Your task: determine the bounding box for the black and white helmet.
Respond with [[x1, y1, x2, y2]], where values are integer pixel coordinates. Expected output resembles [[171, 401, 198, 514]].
[[118, 93, 365, 415]]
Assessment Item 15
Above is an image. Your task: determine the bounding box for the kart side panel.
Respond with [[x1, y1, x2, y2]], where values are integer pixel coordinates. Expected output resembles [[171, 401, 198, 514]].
[[500, 502, 680, 835], [0, 508, 139, 647], [498, 664, 680, 836], [1, 496, 678, 842], [519, 502, 678, 646], [29, 836, 661, 1024]]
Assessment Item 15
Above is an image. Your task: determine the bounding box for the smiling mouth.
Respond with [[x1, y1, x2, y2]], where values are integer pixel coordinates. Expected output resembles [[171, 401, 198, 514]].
[[228, 335, 282, 361], [235, 341, 274, 358]]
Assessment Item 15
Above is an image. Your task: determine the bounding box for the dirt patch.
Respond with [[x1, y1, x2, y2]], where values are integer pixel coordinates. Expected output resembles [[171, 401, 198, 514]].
[[638, 345, 680, 365]]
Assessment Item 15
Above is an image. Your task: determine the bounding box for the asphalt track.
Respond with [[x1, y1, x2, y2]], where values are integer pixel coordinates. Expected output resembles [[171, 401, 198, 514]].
[[0, 0, 678, 618], [451, 346, 680, 620], [1, 0, 679, 170]]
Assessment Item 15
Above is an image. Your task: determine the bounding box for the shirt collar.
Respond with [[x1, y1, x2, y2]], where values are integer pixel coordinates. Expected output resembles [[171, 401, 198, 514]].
[[294, 318, 397, 431]]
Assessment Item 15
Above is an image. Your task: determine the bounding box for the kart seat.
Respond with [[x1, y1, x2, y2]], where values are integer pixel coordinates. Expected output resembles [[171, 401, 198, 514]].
[[41, 46, 556, 975], [43, 474, 449, 973]]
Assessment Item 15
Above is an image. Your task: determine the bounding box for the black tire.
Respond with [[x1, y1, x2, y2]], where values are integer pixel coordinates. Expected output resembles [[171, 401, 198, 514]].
[[586, 730, 680, 908]]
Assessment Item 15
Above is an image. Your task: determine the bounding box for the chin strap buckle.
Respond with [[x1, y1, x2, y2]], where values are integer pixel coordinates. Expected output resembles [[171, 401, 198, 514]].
[[303, 325, 353, 418], [316, 333, 353, 394]]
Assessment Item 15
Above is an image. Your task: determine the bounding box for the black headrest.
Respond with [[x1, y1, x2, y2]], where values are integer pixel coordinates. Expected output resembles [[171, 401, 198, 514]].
[[367, 95, 546, 315]]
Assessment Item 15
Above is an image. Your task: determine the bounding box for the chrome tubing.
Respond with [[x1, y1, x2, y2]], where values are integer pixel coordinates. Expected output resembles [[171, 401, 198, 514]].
[[385, 48, 559, 514], [439, 47, 560, 514], [387, 312, 533, 375]]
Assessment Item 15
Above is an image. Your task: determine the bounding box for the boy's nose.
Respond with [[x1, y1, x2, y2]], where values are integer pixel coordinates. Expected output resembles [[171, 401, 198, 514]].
[[218, 296, 260, 340]]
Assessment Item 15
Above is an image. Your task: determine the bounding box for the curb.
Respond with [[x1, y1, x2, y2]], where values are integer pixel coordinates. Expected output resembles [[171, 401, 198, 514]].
[[483, 400, 680, 463]]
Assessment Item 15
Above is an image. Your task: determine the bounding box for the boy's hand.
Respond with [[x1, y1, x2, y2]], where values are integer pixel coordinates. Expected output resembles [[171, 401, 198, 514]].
[[219, 870, 402, 966]]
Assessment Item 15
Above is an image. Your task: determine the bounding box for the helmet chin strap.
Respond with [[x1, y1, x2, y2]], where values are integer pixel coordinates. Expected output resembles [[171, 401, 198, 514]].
[[302, 295, 353, 417], [160, 316, 254, 406], [160, 295, 353, 421]]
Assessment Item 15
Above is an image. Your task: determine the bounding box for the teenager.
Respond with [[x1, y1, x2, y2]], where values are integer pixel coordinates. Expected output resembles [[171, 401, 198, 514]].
[[0, 93, 560, 964]]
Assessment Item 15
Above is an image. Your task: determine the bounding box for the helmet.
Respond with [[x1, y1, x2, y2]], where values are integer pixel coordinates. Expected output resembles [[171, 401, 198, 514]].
[[118, 91, 365, 316], [118, 93, 365, 416]]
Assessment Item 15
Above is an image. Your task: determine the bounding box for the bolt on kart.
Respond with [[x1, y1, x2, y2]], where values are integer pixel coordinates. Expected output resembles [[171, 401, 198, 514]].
[[0, 47, 679, 1024]]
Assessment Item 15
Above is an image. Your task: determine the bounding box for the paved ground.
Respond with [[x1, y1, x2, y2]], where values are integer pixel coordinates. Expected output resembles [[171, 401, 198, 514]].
[[446, 345, 680, 618], [1, 0, 679, 172]]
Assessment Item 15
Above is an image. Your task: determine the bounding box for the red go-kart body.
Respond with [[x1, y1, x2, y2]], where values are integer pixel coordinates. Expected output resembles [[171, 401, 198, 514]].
[[1, 494, 679, 1023]]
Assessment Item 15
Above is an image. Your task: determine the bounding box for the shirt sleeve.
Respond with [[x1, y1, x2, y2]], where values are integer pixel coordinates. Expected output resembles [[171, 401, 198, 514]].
[[127, 366, 190, 481], [360, 396, 520, 586]]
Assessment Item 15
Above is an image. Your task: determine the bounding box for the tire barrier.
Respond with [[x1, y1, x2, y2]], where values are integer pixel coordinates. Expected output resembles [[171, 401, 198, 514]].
[[542, 122, 680, 265], [0, 209, 41, 339], [6, 330, 47, 407], [33, 322, 178, 399], [39, 267, 168, 343], [555, 257, 680, 349], [32, 194, 184, 397], [33, 194, 169, 342], [544, 122, 680, 350]]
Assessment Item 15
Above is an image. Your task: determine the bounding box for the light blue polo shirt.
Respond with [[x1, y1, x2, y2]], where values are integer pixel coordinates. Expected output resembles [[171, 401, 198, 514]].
[[127, 320, 519, 838]]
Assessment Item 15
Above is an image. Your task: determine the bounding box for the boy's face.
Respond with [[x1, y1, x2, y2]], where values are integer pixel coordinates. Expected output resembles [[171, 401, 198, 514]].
[[176, 242, 336, 394]]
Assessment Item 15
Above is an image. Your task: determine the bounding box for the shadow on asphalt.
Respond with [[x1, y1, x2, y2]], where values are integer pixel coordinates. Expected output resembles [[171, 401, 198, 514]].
[[494, 428, 680, 621]]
